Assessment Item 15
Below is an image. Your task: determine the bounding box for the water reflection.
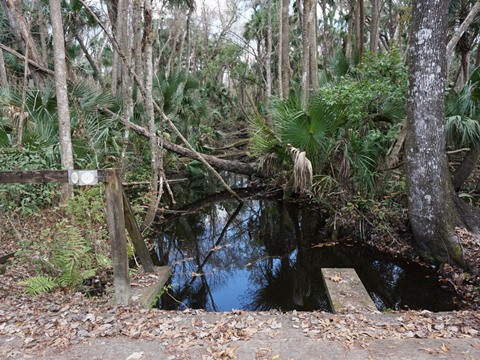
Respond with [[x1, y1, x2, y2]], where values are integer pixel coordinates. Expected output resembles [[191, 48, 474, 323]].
[[153, 194, 458, 312]]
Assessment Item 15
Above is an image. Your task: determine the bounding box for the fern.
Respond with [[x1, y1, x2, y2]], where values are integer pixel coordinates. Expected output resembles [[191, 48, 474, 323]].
[[52, 225, 95, 288], [20, 276, 57, 296]]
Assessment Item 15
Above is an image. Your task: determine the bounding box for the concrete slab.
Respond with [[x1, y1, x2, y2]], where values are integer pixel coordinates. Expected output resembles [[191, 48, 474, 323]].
[[131, 266, 171, 308], [322, 268, 378, 313]]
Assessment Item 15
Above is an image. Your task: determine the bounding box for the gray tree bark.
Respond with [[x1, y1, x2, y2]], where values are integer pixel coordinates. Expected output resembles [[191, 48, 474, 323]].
[[0, 49, 7, 87], [49, 0, 74, 199], [279, 0, 290, 98], [265, 0, 272, 98], [142, 0, 162, 231], [370, 0, 380, 54], [406, 0, 465, 266]]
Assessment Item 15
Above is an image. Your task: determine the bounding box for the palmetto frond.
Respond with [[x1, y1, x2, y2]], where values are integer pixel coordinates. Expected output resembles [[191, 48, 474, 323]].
[[446, 80, 480, 148]]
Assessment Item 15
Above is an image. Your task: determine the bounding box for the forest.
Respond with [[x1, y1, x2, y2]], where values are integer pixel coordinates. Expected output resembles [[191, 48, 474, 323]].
[[0, 0, 480, 312]]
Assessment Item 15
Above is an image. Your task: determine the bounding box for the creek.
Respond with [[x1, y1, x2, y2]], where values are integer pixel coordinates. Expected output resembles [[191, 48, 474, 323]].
[[149, 177, 458, 312]]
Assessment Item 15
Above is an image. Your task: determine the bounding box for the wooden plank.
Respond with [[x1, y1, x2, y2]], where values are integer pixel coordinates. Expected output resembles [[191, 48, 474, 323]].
[[0, 169, 107, 184], [322, 268, 378, 313], [0, 170, 69, 184], [122, 189, 155, 273], [131, 266, 172, 308], [105, 169, 131, 305]]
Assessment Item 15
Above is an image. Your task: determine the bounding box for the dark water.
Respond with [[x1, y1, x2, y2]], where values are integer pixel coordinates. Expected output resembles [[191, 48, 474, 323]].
[[152, 191, 459, 312]]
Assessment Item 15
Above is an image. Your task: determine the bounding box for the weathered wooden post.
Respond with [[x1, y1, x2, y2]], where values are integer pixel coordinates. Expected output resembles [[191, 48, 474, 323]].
[[122, 189, 155, 273], [105, 168, 131, 305]]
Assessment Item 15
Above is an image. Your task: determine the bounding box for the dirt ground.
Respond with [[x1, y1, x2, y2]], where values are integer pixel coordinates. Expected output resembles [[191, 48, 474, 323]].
[[1, 283, 480, 360]]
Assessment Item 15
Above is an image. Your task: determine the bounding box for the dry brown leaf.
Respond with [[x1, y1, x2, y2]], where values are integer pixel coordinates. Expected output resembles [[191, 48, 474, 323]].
[[440, 343, 450, 352]]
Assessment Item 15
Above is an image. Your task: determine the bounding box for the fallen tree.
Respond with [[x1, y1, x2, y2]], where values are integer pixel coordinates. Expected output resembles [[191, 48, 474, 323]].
[[104, 108, 260, 177]]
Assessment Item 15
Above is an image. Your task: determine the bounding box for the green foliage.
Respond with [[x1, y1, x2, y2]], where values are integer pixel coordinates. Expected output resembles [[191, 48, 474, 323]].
[[445, 73, 480, 149], [0, 146, 60, 215], [155, 70, 211, 143], [17, 188, 111, 296], [250, 49, 407, 197], [20, 276, 57, 296], [320, 49, 407, 126], [20, 222, 97, 295], [150, 284, 173, 308]]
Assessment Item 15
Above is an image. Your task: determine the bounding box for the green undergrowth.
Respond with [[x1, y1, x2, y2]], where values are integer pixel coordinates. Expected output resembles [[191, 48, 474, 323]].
[[16, 187, 112, 296]]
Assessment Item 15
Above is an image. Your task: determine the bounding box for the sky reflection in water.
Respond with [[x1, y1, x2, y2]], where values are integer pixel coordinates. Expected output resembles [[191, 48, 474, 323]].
[[154, 197, 458, 312]]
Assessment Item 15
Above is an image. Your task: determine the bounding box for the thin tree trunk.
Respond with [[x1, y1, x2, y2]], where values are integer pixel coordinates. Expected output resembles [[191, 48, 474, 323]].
[[73, 30, 105, 88], [301, 0, 312, 106], [309, 0, 318, 89], [110, 0, 121, 94], [266, 0, 272, 99], [446, 1, 480, 72], [119, 0, 133, 166], [37, 1, 48, 64], [0, 49, 7, 87], [132, 0, 143, 102], [278, 0, 290, 98], [49, 0, 74, 200], [452, 147, 480, 191], [370, 0, 380, 54], [185, 5, 193, 71], [356, 0, 364, 63], [345, 0, 355, 60], [142, 0, 161, 231]]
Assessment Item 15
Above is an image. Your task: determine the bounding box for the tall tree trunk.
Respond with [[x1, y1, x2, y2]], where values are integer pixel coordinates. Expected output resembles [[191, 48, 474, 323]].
[[110, 0, 121, 94], [406, 0, 467, 267], [355, 0, 364, 63], [370, 0, 380, 54], [266, 0, 272, 99], [142, 0, 161, 231], [279, 0, 290, 98], [301, 0, 317, 106], [0, 49, 7, 87], [132, 0, 143, 102], [185, 5, 193, 72], [49, 0, 74, 199], [37, 0, 48, 64], [119, 0, 133, 166], [309, 0, 318, 90], [345, 0, 355, 60]]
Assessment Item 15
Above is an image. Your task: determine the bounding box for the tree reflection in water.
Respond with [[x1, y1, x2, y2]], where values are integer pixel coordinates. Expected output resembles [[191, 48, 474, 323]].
[[152, 192, 458, 312]]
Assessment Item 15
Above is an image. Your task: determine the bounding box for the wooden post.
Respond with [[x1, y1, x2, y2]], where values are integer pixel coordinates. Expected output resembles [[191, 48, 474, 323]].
[[122, 189, 155, 273], [105, 169, 131, 305]]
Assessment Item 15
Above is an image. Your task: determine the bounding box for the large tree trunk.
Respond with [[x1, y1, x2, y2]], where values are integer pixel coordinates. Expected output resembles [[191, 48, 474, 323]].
[[406, 0, 467, 267], [49, 0, 74, 199]]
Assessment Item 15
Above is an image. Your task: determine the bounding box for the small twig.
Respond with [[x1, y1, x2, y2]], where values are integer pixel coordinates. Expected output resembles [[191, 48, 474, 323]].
[[6, 214, 23, 242], [447, 148, 470, 154]]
